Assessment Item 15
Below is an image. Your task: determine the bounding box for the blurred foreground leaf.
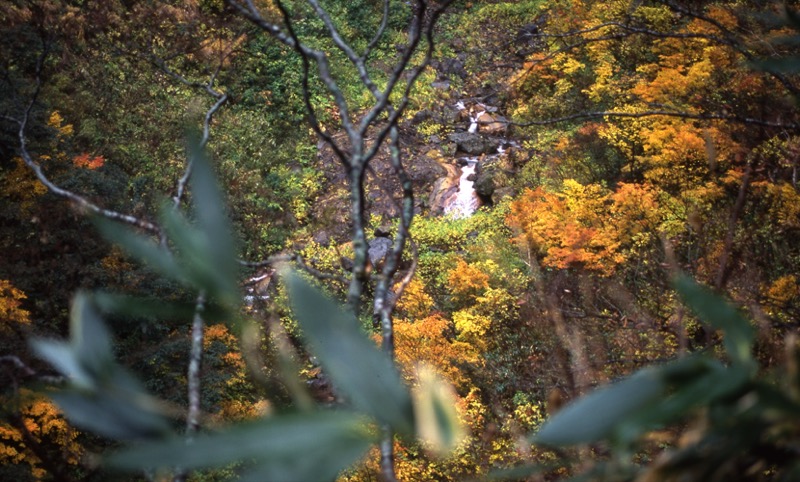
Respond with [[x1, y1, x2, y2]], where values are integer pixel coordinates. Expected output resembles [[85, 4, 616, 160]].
[[95, 136, 239, 312], [413, 364, 466, 456], [31, 293, 170, 440], [185, 136, 238, 301], [91, 292, 229, 324], [674, 274, 755, 369], [283, 271, 415, 436], [49, 390, 170, 440], [534, 368, 666, 446], [107, 411, 374, 482]]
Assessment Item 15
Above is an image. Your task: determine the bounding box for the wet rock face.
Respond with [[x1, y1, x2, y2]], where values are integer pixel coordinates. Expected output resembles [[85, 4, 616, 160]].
[[428, 170, 461, 216], [408, 149, 448, 184]]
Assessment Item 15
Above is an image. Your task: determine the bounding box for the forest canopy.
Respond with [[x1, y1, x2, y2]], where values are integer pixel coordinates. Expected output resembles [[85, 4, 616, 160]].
[[2, 1, 800, 481]]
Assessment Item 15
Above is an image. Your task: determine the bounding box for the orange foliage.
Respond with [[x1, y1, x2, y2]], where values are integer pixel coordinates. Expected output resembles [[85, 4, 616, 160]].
[[203, 324, 250, 399], [763, 275, 799, 309], [0, 390, 83, 479], [0, 279, 31, 333], [508, 181, 662, 274], [757, 182, 800, 229], [395, 277, 434, 320], [47, 111, 73, 137], [212, 399, 270, 423], [447, 258, 489, 302], [72, 153, 105, 170], [393, 314, 480, 390], [2, 159, 48, 215], [204, 324, 245, 371]]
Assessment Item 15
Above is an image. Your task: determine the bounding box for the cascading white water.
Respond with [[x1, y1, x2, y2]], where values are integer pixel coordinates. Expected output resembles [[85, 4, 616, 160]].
[[445, 158, 480, 219], [441, 100, 517, 218], [468, 110, 485, 134]]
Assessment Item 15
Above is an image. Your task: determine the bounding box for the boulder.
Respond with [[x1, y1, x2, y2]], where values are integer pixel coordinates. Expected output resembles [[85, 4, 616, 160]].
[[408, 150, 448, 184], [435, 57, 466, 79], [428, 176, 459, 215], [440, 106, 462, 125], [476, 112, 507, 135], [368, 237, 393, 267], [412, 109, 433, 124], [448, 132, 501, 155], [473, 169, 495, 200], [312, 230, 331, 246]]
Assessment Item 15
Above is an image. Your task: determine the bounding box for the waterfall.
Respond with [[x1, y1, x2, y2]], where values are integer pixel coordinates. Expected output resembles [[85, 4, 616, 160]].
[[445, 158, 480, 219], [440, 100, 515, 219], [468, 110, 485, 134]]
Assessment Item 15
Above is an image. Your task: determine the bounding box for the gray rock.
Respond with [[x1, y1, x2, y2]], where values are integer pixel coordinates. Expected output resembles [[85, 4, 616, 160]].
[[412, 109, 433, 124], [368, 237, 393, 266], [440, 107, 461, 125], [474, 170, 495, 199], [435, 57, 466, 79], [448, 132, 501, 155], [409, 151, 448, 184], [312, 230, 331, 246]]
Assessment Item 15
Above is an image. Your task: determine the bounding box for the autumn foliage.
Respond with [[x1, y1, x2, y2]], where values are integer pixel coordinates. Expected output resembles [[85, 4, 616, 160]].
[[2, 0, 800, 480]]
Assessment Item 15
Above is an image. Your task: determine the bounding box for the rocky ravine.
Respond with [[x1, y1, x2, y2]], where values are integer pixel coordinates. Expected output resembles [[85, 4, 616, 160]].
[[309, 93, 524, 245]]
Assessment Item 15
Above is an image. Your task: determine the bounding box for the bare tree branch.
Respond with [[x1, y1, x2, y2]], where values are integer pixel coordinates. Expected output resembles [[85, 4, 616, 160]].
[[364, 0, 391, 62], [225, 3, 453, 478], [275, 2, 350, 167], [10, 43, 162, 236], [123, 44, 236, 208], [173, 292, 206, 482], [0, 355, 65, 385]]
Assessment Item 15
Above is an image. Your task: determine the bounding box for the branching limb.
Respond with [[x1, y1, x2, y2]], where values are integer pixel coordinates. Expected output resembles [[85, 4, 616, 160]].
[[362, 0, 456, 164], [0, 355, 65, 385], [227, 0, 298, 47], [9, 44, 162, 236], [273, 1, 359, 141], [363, 0, 391, 62], [225, 4, 452, 478], [240, 253, 348, 284], [143, 55, 231, 208], [277, 3, 350, 168], [306, 0, 380, 96], [172, 91, 228, 209], [373, 126, 414, 344]]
